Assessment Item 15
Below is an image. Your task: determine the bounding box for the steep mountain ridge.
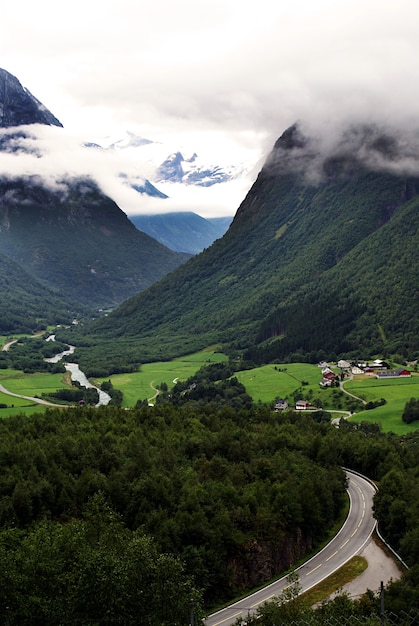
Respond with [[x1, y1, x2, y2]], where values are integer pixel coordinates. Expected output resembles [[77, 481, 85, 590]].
[[0, 68, 62, 128], [72, 122, 419, 371], [0, 68, 190, 312], [0, 251, 88, 333]]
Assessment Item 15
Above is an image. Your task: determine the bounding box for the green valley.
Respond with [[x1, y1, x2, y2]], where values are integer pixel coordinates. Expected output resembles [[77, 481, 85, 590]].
[[3, 334, 419, 436]]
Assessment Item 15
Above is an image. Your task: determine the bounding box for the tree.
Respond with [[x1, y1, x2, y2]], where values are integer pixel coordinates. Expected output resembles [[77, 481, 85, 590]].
[[402, 397, 419, 424], [0, 494, 203, 625]]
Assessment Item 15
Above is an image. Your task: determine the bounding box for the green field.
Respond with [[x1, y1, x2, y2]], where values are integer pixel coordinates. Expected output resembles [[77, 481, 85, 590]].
[[0, 369, 70, 418], [344, 375, 419, 434], [100, 348, 228, 407], [2, 346, 419, 436], [234, 363, 323, 404], [1, 372, 68, 396]]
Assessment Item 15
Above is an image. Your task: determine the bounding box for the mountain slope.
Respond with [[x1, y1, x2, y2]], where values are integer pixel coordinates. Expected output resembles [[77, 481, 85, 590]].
[[0, 68, 62, 128], [62, 122, 419, 371], [0, 251, 89, 333], [129, 212, 232, 253], [0, 176, 190, 309]]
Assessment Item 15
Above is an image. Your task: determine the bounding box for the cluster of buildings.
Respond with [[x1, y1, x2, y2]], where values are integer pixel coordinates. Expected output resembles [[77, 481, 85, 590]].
[[274, 358, 412, 412], [318, 359, 411, 384]]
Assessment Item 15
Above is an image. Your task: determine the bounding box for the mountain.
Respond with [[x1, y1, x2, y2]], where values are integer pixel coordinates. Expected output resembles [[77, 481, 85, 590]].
[[155, 151, 236, 187], [71, 122, 419, 372], [0, 175, 190, 309], [0, 68, 190, 311], [129, 212, 232, 253], [0, 68, 62, 128]]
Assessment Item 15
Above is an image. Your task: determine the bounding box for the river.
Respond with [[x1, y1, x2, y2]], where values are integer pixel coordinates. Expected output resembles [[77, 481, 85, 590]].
[[45, 336, 111, 407]]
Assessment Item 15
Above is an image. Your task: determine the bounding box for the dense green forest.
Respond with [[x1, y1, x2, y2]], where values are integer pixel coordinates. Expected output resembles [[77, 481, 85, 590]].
[[1, 399, 419, 623]]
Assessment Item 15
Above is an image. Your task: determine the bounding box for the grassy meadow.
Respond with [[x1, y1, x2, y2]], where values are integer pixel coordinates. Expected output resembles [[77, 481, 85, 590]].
[[344, 374, 419, 434], [99, 348, 228, 407], [0, 369, 69, 418], [1, 371, 68, 397], [234, 363, 323, 404]]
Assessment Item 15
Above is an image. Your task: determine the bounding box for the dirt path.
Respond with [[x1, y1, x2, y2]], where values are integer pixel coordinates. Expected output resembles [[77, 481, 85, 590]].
[[1, 339, 17, 352], [147, 381, 159, 405], [340, 377, 367, 405]]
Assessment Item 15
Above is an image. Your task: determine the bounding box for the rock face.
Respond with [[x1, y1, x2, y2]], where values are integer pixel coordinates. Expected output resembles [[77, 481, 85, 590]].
[[0, 68, 62, 128], [227, 530, 312, 592]]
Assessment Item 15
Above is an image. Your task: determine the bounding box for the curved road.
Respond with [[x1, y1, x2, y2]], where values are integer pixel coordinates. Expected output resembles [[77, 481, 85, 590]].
[[205, 469, 376, 626]]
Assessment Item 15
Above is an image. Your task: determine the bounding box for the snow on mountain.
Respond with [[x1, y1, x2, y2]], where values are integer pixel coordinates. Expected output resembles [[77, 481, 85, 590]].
[[90, 130, 263, 218], [100, 131, 260, 188]]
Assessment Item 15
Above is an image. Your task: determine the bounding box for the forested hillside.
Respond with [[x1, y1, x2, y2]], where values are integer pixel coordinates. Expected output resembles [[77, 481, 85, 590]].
[[0, 252, 89, 333], [1, 402, 418, 624], [0, 176, 190, 309], [129, 212, 232, 254], [65, 122, 419, 375], [0, 68, 190, 315]]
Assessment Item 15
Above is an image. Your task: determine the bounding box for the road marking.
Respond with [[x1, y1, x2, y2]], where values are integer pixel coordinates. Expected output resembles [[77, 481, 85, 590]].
[[326, 551, 338, 562], [251, 594, 275, 608], [340, 539, 349, 548], [351, 529, 358, 537], [307, 564, 322, 575], [213, 612, 242, 625]]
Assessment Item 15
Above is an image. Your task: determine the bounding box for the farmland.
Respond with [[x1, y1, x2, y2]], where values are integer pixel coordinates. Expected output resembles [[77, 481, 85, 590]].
[[1, 337, 419, 435]]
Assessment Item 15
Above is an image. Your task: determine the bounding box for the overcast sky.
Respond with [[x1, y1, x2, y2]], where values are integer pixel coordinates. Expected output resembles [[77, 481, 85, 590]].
[[1, 0, 419, 217]]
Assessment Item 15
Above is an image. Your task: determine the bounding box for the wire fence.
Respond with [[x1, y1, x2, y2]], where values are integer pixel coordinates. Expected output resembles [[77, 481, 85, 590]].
[[272, 610, 419, 626]]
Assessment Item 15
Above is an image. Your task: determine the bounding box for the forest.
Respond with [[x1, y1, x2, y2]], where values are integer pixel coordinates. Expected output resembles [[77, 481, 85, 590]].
[[0, 398, 419, 624]]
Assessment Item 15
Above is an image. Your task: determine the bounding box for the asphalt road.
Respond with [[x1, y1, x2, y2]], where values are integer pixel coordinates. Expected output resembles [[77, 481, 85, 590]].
[[204, 469, 376, 626]]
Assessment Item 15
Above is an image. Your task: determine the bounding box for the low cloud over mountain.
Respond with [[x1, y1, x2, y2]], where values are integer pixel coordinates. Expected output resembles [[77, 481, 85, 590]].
[[265, 121, 419, 184]]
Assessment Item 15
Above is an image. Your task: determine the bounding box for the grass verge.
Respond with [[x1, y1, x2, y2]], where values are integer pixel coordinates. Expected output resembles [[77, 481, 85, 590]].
[[300, 556, 368, 607]]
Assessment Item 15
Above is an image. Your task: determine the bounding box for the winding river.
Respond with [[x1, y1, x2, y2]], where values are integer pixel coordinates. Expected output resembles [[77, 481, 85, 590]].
[[46, 336, 111, 406]]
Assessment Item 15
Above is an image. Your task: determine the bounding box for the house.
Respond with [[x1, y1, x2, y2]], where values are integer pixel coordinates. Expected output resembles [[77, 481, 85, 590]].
[[322, 369, 338, 382], [295, 400, 310, 410], [274, 399, 289, 411], [319, 379, 332, 388], [337, 359, 351, 370], [376, 368, 411, 379], [372, 359, 390, 369], [351, 366, 364, 375]]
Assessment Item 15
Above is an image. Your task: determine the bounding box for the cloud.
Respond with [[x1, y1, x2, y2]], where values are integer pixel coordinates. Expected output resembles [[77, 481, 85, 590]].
[[0, 124, 255, 218], [264, 120, 419, 184], [1, 0, 419, 217], [3, 0, 419, 149]]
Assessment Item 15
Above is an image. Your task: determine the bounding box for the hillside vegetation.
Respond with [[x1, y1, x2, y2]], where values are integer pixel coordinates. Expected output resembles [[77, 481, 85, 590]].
[[0, 252, 89, 333], [1, 401, 419, 623], [129, 211, 232, 254]]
